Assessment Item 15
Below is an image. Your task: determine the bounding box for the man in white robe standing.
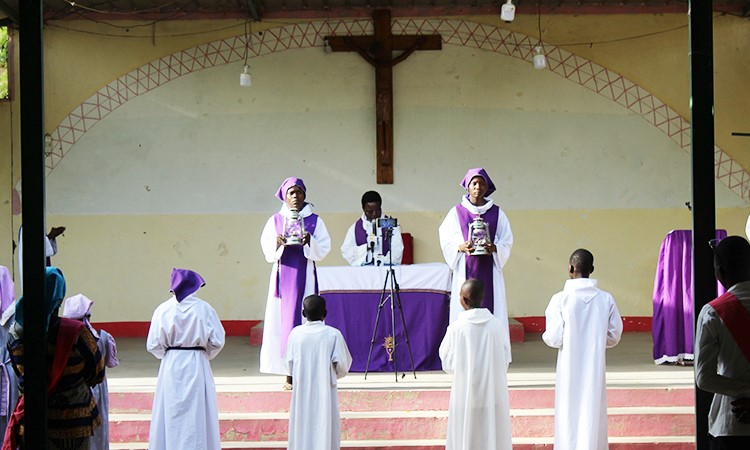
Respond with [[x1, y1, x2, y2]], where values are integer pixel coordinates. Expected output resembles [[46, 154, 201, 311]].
[[439, 278, 512, 450], [542, 249, 623, 450], [285, 294, 352, 450], [341, 190, 404, 266], [147, 268, 226, 450], [438, 168, 513, 360], [260, 177, 331, 386]]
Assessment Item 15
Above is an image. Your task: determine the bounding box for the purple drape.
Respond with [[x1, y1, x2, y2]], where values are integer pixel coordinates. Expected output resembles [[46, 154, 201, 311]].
[[652, 229, 727, 364], [456, 203, 498, 312], [274, 213, 318, 357]]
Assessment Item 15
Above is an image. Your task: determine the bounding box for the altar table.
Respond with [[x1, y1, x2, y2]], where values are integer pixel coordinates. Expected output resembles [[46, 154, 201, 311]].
[[318, 263, 451, 372]]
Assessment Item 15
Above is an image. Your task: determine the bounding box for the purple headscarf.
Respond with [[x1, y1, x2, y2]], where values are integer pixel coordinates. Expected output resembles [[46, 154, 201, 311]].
[[170, 268, 205, 302], [460, 168, 496, 197], [275, 177, 307, 202]]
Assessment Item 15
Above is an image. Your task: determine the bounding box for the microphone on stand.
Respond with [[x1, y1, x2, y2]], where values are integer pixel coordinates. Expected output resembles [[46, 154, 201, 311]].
[[366, 220, 377, 265]]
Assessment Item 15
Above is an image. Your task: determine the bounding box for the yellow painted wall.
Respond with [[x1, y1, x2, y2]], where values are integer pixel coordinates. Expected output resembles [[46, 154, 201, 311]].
[[43, 208, 748, 322], [1, 14, 748, 323]]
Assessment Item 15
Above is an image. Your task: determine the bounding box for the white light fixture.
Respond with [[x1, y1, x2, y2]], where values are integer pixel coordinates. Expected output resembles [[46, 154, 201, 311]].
[[44, 133, 53, 156], [533, 47, 547, 70], [501, 0, 516, 22], [240, 65, 252, 87], [240, 20, 252, 88]]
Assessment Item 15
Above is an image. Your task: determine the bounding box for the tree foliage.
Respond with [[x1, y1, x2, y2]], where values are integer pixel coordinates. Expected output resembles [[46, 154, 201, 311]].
[[0, 26, 8, 99]]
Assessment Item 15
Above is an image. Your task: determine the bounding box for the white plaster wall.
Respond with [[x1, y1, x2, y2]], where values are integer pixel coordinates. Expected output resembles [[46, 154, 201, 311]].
[[47, 45, 745, 215], [41, 43, 748, 322]]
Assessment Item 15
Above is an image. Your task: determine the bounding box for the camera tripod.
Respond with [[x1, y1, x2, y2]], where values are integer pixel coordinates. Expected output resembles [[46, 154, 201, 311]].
[[364, 228, 417, 381]]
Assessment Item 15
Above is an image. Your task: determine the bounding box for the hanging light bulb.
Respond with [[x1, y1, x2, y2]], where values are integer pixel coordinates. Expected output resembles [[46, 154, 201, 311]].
[[501, 0, 516, 22], [533, 47, 547, 70], [240, 65, 252, 87]]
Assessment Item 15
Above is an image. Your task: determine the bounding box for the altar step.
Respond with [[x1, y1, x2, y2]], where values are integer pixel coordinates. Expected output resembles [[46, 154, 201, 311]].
[[107, 387, 695, 448]]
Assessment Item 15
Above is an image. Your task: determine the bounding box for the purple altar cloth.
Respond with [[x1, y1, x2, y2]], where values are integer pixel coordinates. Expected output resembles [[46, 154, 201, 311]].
[[317, 263, 452, 372], [652, 229, 726, 364], [323, 291, 450, 372]]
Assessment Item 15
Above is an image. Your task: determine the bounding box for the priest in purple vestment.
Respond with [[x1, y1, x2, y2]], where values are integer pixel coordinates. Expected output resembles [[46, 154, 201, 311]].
[[341, 190, 404, 266], [438, 168, 513, 361], [259, 177, 331, 385]]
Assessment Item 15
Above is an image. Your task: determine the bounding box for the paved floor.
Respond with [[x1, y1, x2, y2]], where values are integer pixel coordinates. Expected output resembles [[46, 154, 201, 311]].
[[107, 332, 694, 392]]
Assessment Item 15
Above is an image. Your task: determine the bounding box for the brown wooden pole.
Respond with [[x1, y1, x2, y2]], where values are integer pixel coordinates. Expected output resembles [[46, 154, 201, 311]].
[[373, 9, 394, 184]]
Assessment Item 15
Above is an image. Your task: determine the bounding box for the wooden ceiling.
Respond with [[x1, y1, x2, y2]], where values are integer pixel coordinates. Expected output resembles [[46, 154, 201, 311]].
[[1, 0, 749, 23]]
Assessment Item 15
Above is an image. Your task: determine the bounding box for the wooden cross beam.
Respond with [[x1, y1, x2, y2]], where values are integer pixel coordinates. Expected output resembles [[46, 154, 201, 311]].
[[326, 9, 442, 184]]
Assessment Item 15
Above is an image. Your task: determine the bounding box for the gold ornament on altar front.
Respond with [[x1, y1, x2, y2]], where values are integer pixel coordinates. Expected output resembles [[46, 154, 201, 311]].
[[383, 335, 395, 361]]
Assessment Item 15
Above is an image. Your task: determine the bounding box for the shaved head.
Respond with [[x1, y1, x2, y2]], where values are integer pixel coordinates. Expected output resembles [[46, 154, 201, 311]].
[[460, 278, 485, 309], [570, 249, 594, 277], [303, 294, 327, 321], [714, 236, 750, 288]]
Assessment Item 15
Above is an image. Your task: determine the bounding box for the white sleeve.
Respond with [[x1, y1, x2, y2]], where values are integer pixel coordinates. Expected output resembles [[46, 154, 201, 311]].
[[103, 332, 119, 368], [491, 207, 513, 272], [341, 224, 367, 266], [146, 306, 166, 360], [542, 294, 564, 349], [304, 217, 331, 262], [332, 330, 353, 379], [438, 326, 455, 373], [386, 227, 404, 265], [205, 305, 226, 360], [695, 305, 750, 396], [260, 216, 284, 263], [438, 208, 464, 271], [606, 296, 623, 348], [45, 235, 57, 257]]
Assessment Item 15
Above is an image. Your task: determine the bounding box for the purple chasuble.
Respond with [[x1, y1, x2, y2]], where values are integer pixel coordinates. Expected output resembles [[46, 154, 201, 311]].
[[455, 203, 499, 312], [274, 213, 319, 356], [354, 218, 392, 259]]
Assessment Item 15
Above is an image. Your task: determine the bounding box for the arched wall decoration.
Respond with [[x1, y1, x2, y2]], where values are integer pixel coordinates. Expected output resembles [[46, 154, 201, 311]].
[[42, 18, 750, 202]]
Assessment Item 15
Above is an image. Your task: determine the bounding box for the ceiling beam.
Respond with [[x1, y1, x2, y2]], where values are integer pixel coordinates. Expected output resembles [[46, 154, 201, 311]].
[[0, 0, 19, 24]]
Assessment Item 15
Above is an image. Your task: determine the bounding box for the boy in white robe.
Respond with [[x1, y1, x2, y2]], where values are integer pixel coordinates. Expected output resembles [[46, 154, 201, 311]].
[[439, 278, 512, 450], [285, 295, 352, 450], [542, 249, 623, 450], [147, 268, 226, 450]]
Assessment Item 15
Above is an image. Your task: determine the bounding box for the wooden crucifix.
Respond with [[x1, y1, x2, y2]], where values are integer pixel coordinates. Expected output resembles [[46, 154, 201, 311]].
[[326, 9, 442, 184]]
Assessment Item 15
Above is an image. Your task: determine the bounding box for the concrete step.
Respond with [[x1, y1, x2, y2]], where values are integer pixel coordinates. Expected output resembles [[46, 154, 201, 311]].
[[108, 407, 695, 443], [111, 438, 695, 449], [109, 387, 694, 414]]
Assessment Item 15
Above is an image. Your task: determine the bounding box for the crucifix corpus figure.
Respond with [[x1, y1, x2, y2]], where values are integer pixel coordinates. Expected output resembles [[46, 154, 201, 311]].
[[325, 9, 442, 184]]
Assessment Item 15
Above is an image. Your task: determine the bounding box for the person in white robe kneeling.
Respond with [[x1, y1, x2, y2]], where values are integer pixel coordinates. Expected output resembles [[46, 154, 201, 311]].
[[542, 249, 623, 450], [147, 268, 226, 450], [285, 295, 352, 450], [439, 278, 512, 450]]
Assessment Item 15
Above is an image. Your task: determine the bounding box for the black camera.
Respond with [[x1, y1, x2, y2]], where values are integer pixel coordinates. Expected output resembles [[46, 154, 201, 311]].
[[376, 217, 398, 229]]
